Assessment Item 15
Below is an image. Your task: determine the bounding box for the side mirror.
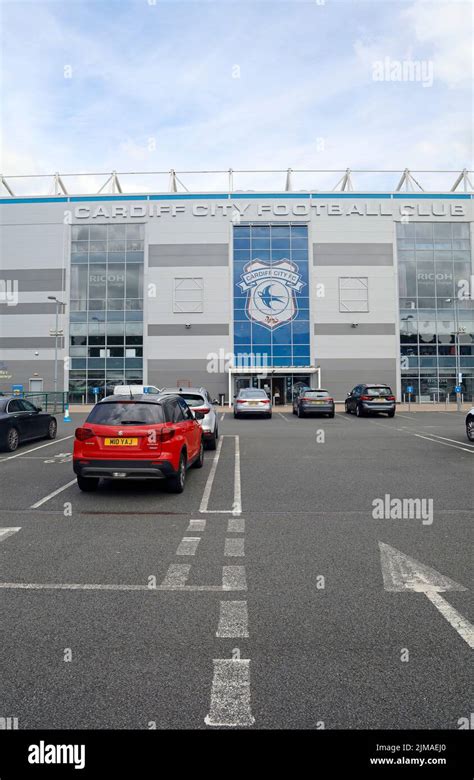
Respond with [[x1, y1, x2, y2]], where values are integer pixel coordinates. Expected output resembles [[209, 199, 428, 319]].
[[233, 394, 236, 399], [212, 398, 219, 405], [346, 392, 351, 397], [36, 406, 42, 412], [194, 411, 205, 420]]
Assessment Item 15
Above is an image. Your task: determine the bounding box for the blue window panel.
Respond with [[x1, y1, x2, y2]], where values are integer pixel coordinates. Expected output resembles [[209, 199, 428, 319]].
[[271, 239, 291, 251], [460, 357, 474, 367], [126, 252, 144, 263], [251, 238, 271, 250], [125, 311, 143, 321], [292, 345, 311, 356], [272, 325, 292, 345], [290, 249, 309, 265], [251, 323, 272, 346], [292, 354, 310, 367], [106, 311, 125, 321], [70, 312, 88, 322], [295, 296, 310, 310], [235, 350, 254, 366], [71, 254, 88, 264], [251, 226, 270, 238], [234, 299, 247, 313], [88, 253, 107, 264], [291, 237, 308, 251], [234, 249, 251, 262], [234, 239, 250, 251], [107, 251, 126, 263], [125, 358, 142, 368], [272, 356, 292, 367], [271, 248, 291, 262], [87, 358, 106, 368], [272, 344, 292, 358], [271, 225, 291, 239], [293, 310, 310, 323], [234, 226, 250, 238], [292, 321, 310, 343], [291, 225, 308, 237], [71, 359, 87, 369], [250, 250, 271, 263], [88, 310, 106, 322], [106, 358, 125, 369]]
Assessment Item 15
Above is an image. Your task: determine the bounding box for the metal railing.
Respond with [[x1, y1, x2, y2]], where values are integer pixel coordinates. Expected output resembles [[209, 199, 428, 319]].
[[0, 168, 472, 197], [22, 392, 69, 413]]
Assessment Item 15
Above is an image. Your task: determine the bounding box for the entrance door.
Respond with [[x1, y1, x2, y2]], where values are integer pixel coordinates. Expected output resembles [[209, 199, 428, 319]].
[[29, 378, 43, 392]]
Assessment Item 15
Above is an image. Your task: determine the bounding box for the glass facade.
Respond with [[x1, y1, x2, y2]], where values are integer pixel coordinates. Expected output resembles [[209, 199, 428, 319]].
[[69, 224, 144, 403], [233, 224, 311, 368], [397, 222, 474, 401]]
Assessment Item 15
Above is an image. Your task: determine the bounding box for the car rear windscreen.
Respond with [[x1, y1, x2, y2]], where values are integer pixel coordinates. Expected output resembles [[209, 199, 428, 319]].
[[366, 387, 393, 396], [239, 390, 268, 398], [302, 391, 331, 398], [176, 394, 206, 408], [87, 402, 164, 425]]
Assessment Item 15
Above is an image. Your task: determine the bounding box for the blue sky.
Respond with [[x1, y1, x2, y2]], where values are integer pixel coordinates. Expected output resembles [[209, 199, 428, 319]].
[[0, 0, 472, 192]]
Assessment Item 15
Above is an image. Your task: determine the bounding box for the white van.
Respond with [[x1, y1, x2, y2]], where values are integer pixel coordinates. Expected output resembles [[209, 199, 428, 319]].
[[113, 385, 160, 396]]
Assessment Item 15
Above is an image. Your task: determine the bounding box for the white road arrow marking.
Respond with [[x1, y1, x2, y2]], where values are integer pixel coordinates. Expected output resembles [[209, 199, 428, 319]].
[[0, 528, 21, 543], [379, 542, 474, 649]]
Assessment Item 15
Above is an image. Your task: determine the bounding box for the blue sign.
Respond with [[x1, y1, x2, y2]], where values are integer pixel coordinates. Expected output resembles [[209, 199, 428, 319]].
[[406, 386, 414, 394], [455, 385, 462, 393], [143, 386, 150, 393], [12, 384, 23, 396], [233, 225, 310, 368], [92, 387, 100, 395]]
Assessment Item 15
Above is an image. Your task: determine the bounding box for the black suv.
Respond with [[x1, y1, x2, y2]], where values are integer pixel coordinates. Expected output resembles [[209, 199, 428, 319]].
[[345, 384, 396, 418]]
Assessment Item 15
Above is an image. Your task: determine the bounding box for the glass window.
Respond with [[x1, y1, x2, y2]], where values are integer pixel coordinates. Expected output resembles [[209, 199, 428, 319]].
[[107, 264, 126, 299], [87, 401, 164, 425]]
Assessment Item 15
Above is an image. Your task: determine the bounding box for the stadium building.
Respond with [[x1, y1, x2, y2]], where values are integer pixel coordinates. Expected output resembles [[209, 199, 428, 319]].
[[1, 168, 473, 404]]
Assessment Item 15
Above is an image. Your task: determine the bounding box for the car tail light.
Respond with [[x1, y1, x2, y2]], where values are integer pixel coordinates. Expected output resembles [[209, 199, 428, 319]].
[[236, 399, 246, 404], [160, 427, 175, 442], [75, 427, 95, 441], [193, 406, 210, 414], [262, 399, 270, 404], [325, 398, 334, 403], [361, 395, 372, 401], [386, 395, 395, 401]]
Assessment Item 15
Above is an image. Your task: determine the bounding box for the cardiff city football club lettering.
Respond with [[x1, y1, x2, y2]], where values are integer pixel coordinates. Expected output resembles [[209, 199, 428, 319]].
[[238, 259, 305, 330]]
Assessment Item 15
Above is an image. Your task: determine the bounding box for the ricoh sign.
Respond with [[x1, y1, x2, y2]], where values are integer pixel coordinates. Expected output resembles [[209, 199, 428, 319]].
[[73, 200, 467, 220]]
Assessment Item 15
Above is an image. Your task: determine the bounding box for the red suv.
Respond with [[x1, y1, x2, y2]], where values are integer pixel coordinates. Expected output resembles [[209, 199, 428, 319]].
[[73, 394, 204, 493]]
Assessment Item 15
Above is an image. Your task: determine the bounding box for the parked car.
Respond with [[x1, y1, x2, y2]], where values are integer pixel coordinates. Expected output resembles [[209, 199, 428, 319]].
[[113, 385, 160, 395], [234, 388, 272, 418], [345, 384, 396, 417], [466, 407, 474, 442], [159, 387, 219, 450], [293, 389, 335, 418], [73, 394, 204, 493], [0, 397, 57, 452]]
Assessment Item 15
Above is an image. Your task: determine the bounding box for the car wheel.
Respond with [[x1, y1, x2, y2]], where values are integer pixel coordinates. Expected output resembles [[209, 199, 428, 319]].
[[192, 438, 204, 468], [5, 426, 19, 452], [345, 403, 351, 414], [206, 430, 217, 450], [233, 413, 239, 419], [328, 412, 335, 418], [267, 413, 272, 419], [292, 406, 296, 414], [47, 418, 57, 439], [297, 406, 304, 418], [356, 404, 364, 417], [77, 475, 99, 492], [167, 452, 186, 493], [388, 411, 395, 418], [466, 418, 474, 441]]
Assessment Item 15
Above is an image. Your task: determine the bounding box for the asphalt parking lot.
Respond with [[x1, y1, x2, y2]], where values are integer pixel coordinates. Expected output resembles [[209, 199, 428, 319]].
[[0, 408, 472, 729]]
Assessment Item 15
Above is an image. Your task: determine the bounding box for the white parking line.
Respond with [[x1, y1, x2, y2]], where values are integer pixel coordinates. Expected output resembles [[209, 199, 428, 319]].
[[0, 581, 245, 592], [0, 527, 21, 543], [161, 564, 191, 588], [224, 538, 245, 557], [413, 433, 474, 454], [199, 436, 224, 513], [204, 659, 255, 726], [0, 436, 73, 462], [220, 413, 225, 422], [233, 436, 242, 515], [187, 518, 206, 532], [176, 537, 201, 556], [30, 479, 77, 509], [227, 517, 245, 533], [410, 431, 474, 448], [278, 412, 289, 422], [216, 601, 249, 637], [222, 566, 247, 590]]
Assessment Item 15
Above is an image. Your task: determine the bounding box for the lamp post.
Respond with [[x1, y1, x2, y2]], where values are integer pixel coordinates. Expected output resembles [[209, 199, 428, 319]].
[[445, 298, 462, 410], [48, 296, 65, 393]]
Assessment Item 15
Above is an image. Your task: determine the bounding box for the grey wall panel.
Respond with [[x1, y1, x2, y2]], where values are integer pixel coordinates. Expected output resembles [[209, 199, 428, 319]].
[[148, 324, 229, 336], [0, 269, 65, 292], [314, 323, 396, 336], [313, 243, 393, 266], [317, 358, 397, 401], [0, 360, 61, 393], [148, 359, 228, 397], [149, 244, 229, 266], [0, 302, 58, 316], [0, 337, 64, 349]]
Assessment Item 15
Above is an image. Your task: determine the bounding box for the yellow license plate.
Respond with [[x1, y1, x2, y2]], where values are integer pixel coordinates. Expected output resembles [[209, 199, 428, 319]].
[[104, 437, 138, 446]]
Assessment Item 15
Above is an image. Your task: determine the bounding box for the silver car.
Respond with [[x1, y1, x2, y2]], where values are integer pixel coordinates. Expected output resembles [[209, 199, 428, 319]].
[[234, 388, 272, 419], [159, 387, 219, 449]]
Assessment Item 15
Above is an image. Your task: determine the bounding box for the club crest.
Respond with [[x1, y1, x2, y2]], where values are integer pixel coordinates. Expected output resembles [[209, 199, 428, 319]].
[[238, 258, 305, 330]]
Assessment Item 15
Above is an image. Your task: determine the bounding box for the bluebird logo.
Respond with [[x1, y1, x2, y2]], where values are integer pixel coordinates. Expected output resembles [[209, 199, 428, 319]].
[[239, 259, 305, 330]]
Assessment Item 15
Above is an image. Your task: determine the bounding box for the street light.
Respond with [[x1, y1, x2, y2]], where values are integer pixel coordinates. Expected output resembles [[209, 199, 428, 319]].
[[445, 297, 462, 410], [48, 296, 66, 393]]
